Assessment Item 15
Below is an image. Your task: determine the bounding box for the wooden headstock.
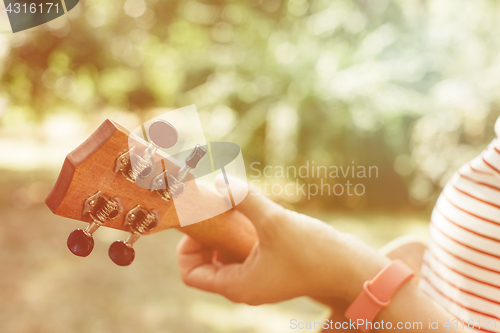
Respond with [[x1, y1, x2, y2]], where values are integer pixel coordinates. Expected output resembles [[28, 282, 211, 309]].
[[46, 119, 257, 266]]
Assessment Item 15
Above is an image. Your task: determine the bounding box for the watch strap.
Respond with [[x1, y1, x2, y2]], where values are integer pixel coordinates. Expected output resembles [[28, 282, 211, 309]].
[[344, 259, 414, 332]]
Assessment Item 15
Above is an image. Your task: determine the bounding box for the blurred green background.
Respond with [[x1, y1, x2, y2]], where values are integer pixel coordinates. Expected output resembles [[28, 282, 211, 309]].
[[1, 0, 499, 332]]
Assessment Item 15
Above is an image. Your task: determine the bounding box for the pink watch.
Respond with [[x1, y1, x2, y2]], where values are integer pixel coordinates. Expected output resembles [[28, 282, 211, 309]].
[[344, 259, 414, 332]]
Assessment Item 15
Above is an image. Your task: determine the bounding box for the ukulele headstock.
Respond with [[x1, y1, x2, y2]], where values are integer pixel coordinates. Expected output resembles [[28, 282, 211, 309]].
[[46, 119, 208, 265], [47, 114, 255, 266]]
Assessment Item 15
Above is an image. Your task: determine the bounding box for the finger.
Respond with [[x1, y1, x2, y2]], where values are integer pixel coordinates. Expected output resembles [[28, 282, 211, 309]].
[[213, 250, 239, 264], [214, 174, 286, 231], [176, 235, 244, 298], [176, 235, 214, 275]]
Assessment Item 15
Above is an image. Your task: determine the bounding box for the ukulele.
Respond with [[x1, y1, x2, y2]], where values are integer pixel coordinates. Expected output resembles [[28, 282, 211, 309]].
[[45, 118, 258, 266]]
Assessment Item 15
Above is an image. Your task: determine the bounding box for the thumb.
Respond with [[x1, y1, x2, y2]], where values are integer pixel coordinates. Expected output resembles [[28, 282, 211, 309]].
[[215, 173, 287, 233]]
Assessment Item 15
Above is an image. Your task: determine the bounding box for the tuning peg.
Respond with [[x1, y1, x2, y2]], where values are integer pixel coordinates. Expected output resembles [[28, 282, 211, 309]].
[[67, 192, 122, 257], [109, 205, 159, 266], [151, 144, 207, 201], [137, 120, 178, 179], [115, 120, 178, 182], [151, 172, 175, 201], [177, 144, 207, 181], [172, 144, 208, 196]]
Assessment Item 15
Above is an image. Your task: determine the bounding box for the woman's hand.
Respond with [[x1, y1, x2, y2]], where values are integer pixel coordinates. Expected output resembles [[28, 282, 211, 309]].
[[176, 176, 389, 305]]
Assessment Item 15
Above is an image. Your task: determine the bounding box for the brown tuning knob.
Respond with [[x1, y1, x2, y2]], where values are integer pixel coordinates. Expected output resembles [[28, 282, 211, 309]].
[[108, 205, 159, 266], [67, 191, 122, 257], [109, 241, 135, 266], [67, 229, 94, 257]]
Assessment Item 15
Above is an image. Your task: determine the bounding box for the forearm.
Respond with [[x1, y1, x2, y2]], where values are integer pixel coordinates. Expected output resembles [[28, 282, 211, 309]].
[[315, 238, 465, 333], [374, 282, 466, 333], [320, 277, 466, 333]]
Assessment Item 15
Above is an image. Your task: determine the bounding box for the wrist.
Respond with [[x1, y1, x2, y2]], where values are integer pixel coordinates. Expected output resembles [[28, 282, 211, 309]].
[[308, 244, 390, 302], [344, 260, 415, 332], [345, 254, 390, 302]]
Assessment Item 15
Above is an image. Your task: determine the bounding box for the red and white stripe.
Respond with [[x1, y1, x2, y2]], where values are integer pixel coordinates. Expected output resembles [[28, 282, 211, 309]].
[[419, 138, 500, 333]]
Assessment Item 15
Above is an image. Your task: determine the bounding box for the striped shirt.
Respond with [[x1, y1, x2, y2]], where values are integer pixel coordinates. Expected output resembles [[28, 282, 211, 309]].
[[419, 137, 500, 333]]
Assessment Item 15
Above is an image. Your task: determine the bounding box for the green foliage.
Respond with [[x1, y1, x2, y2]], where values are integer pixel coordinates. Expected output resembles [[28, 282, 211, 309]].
[[1, 0, 500, 210]]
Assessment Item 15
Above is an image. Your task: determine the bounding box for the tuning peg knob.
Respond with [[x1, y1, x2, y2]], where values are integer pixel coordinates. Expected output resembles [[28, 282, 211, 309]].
[[141, 120, 178, 176], [177, 144, 207, 181], [109, 241, 135, 266], [67, 192, 123, 258], [148, 120, 178, 149], [108, 206, 159, 266], [67, 229, 94, 257]]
